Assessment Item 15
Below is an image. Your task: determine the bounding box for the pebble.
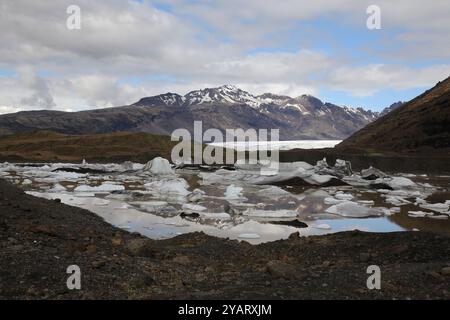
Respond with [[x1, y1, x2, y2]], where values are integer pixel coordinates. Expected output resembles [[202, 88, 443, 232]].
[[441, 267, 450, 275], [359, 253, 371, 262], [266, 260, 298, 279]]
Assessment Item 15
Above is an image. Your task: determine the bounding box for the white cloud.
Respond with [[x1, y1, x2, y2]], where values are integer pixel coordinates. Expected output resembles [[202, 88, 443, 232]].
[[327, 64, 450, 96], [0, 0, 448, 112], [0, 106, 23, 115]]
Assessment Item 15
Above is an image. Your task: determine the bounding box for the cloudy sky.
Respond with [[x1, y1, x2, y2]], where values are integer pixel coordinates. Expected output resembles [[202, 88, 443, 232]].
[[0, 0, 449, 114]]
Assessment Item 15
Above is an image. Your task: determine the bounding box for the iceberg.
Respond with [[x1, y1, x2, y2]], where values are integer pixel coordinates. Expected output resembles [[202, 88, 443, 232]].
[[242, 208, 298, 218], [361, 167, 388, 180], [182, 203, 207, 212], [121, 161, 144, 171], [419, 202, 449, 213], [224, 184, 246, 200], [374, 177, 417, 190], [144, 178, 191, 197], [315, 224, 331, 230], [74, 183, 125, 192], [199, 212, 231, 220], [144, 157, 174, 175], [408, 211, 433, 218], [334, 192, 354, 201], [325, 201, 383, 218]]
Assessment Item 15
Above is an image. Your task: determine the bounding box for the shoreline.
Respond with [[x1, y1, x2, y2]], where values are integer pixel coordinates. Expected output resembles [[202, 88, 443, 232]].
[[1, 179, 450, 299]]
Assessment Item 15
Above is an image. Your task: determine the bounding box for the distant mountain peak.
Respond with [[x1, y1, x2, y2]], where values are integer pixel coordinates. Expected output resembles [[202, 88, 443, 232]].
[[131, 85, 384, 123], [219, 84, 239, 91], [133, 92, 185, 107], [182, 85, 262, 107], [380, 101, 405, 116]]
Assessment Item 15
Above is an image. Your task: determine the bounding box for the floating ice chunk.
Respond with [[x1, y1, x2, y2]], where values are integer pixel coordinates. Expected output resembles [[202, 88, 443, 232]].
[[121, 161, 144, 171], [200, 212, 231, 220], [257, 186, 290, 198], [277, 161, 314, 171], [54, 171, 86, 180], [357, 200, 375, 206], [414, 197, 427, 205], [375, 177, 417, 190], [224, 184, 246, 200], [325, 201, 383, 218], [238, 233, 261, 239], [22, 179, 32, 185], [385, 196, 411, 206], [419, 203, 449, 213], [144, 157, 174, 175], [334, 192, 354, 201], [408, 211, 433, 218], [187, 188, 205, 203], [144, 178, 190, 197], [315, 224, 331, 230], [182, 203, 207, 212], [74, 183, 125, 192], [315, 158, 328, 169], [361, 166, 388, 180], [304, 174, 337, 185], [49, 183, 66, 192], [381, 208, 394, 216], [334, 159, 353, 176], [324, 197, 346, 205], [242, 208, 298, 218]]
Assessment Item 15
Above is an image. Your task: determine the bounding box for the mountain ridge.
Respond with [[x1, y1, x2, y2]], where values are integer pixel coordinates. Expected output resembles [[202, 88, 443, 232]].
[[0, 85, 397, 140], [338, 76, 450, 153]]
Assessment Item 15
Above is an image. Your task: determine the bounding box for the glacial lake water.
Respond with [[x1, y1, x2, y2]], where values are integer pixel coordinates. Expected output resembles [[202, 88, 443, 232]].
[[1, 159, 449, 244]]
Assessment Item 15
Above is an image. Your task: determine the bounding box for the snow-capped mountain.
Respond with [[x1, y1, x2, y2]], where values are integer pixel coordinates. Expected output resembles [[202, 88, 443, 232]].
[[0, 85, 387, 140], [183, 85, 262, 108], [134, 85, 378, 118], [134, 84, 379, 125], [134, 85, 263, 108]]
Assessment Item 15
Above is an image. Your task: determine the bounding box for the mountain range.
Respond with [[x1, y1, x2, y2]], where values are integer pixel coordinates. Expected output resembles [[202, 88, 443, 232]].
[[0, 85, 397, 140]]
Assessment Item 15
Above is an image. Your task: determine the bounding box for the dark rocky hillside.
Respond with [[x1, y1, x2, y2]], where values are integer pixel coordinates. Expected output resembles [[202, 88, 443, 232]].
[[338, 77, 450, 154]]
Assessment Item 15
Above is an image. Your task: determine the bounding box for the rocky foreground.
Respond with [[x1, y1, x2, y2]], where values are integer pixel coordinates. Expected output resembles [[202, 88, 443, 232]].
[[0, 179, 449, 300]]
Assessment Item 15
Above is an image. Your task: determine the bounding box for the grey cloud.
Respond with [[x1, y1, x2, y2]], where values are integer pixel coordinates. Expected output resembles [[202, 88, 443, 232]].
[[18, 67, 56, 109]]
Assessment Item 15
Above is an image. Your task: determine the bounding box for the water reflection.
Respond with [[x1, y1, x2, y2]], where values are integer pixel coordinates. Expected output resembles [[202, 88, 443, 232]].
[[1, 163, 450, 244]]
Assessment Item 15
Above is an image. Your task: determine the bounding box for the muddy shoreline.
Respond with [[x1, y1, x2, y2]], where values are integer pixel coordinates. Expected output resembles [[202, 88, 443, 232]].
[[1, 179, 449, 299]]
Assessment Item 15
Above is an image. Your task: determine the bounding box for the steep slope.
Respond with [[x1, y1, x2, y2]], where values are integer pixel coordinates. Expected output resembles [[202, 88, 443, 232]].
[[0, 85, 379, 140], [338, 77, 450, 153]]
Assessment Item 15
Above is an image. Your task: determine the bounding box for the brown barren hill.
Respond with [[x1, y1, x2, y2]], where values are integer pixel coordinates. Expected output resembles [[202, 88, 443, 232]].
[[0, 131, 179, 163], [337, 76, 450, 155]]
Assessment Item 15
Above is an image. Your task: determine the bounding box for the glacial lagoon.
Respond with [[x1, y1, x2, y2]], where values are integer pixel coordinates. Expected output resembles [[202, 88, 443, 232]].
[[1, 154, 449, 245]]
